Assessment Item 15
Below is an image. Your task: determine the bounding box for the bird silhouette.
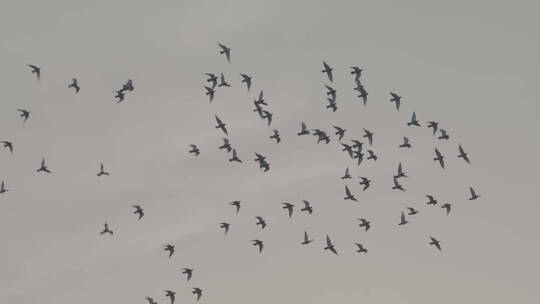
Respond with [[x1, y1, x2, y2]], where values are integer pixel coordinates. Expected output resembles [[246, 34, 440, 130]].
[[97, 163, 109, 176], [189, 144, 200, 156], [218, 43, 231, 62], [468, 187, 480, 200], [389, 92, 401, 111], [458, 145, 470, 163], [204, 86, 215, 102], [367, 150, 378, 161], [122, 79, 134, 91], [219, 222, 230, 234], [438, 129, 450, 140], [333, 126, 346, 141], [350, 66, 363, 80], [322, 61, 333, 82], [164, 290, 176, 304], [407, 112, 420, 126], [192, 287, 203, 301], [145, 297, 157, 304], [324, 235, 338, 255], [205, 73, 218, 88], [326, 97, 337, 112], [399, 137, 411, 148], [341, 167, 352, 179], [301, 231, 314, 245], [28, 64, 40, 80], [68, 78, 80, 93], [355, 243, 368, 254], [342, 143, 354, 158], [0, 181, 7, 194], [355, 81, 368, 106], [441, 203, 452, 215], [358, 177, 371, 191], [282, 203, 294, 218], [229, 200, 241, 214], [407, 207, 419, 215], [427, 121, 439, 135], [429, 236, 442, 251], [229, 148, 242, 163], [301, 200, 313, 214], [312, 129, 330, 144], [1, 141, 13, 154], [114, 90, 125, 103], [344, 185, 357, 201], [100, 223, 113, 235], [297, 122, 310, 136], [392, 177, 405, 191], [325, 84, 337, 100], [17, 109, 30, 122], [394, 162, 407, 179], [218, 73, 231, 87], [255, 216, 267, 229], [357, 218, 371, 231], [363, 129, 374, 146], [240, 73, 252, 91], [215, 115, 228, 135], [269, 129, 281, 143], [181, 268, 193, 281], [398, 211, 408, 225], [219, 138, 232, 152], [262, 110, 273, 126], [37, 157, 51, 173], [434, 148, 445, 169], [254, 91, 267, 106], [251, 239, 264, 253], [164, 244, 175, 258], [132, 205, 144, 220], [426, 195, 438, 205]]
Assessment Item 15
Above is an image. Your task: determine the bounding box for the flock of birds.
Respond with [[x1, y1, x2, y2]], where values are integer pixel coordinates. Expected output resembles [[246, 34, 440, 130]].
[[8, 44, 481, 303]]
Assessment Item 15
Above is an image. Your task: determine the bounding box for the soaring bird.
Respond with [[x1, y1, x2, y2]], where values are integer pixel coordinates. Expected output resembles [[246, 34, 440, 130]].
[[389, 92, 402, 111], [0, 181, 7, 194], [426, 195, 438, 205], [204, 86, 215, 102], [192, 287, 203, 301], [218, 73, 231, 87], [344, 185, 357, 201], [367, 150, 378, 161], [218, 43, 231, 62], [219, 137, 232, 152], [357, 218, 371, 231], [282, 203, 294, 218], [37, 157, 51, 173], [1, 141, 13, 154], [399, 137, 411, 148], [358, 177, 371, 191], [68, 78, 80, 93], [297, 122, 310, 136], [229, 200, 241, 214], [468, 187, 480, 200], [164, 244, 175, 258], [300, 200, 313, 214], [17, 109, 30, 122], [429, 236, 442, 251], [301, 231, 314, 245], [270, 129, 281, 143], [355, 243, 368, 254], [333, 126, 346, 141], [165, 290, 176, 304], [324, 235, 338, 255], [189, 144, 200, 156], [97, 163, 109, 176], [215, 115, 228, 135], [322, 61, 333, 82], [458, 145, 470, 163], [350, 66, 363, 80], [326, 97, 337, 112], [228, 148, 242, 163], [407, 112, 420, 126], [220, 222, 230, 234], [205, 73, 218, 88], [255, 216, 267, 229], [394, 162, 407, 179], [438, 129, 450, 140], [114, 90, 125, 103], [181, 268, 193, 281], [251, 239, 264, 253], [427, 121, 439, 135], [325, 84, 337, 100], [341, 167, 352, 179], [145, 297, 157, 304], [132, 205, 144, 220], [398, 211, 408, 225], [434, 148, 445, 169], [254, 91, 267, 106], [28, 64, 40, 80], [100, 223, 113, 235], [407, 207, 419, 215], [240, 73, 252, 91], [392, 177, 405, 191], [441, 203, 452, 215], [363, 129, 374, 146]]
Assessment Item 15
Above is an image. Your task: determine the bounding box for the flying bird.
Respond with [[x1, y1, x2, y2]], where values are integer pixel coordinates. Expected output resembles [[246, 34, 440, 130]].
[[342, 143, 354, 158], [325, 84, 337, 100], [164, 244, 175, 258], [181, 268, 193, 281], [205, 73, 218, 88], [297, 122, 310, 136], [363, 129, 374, 146], [324, 235, 338, 255], [204, 86, 215, 102], [399, 137, 411, 148], [270, 129, 281, 143], [429, 236, 442, 251], [145, 297, 157, 304], [189, 144, 200, 156], [240, 73, 252, 91], [218, 73, 231, 87], [333, 126, 346, 141], [398, 211, 408, 225], [457, 145, 470, 163], [214, 115, 228, 135], [228, 148, 242, 163], [326, 97, 337, 112], [350, 66, 363, 80], [355, 243, 368, 254], [282, 203, 294, 218], [394, 162, 407, 179], [219, 138, 232, 152], [322, 61, 333, 82], [354, 80, 368, 106], [218, 43, 231, 62], [114, 90, 125, 103], [392, 177, 405, 191], [301, 231, 314, 245], [438, 129, 450, 140], [262, 110, 273, 126], [97, 163, 109, 176], [0, 181, 7, 194], [426, 195, 438, 205], [100, 223, 113, 235], [468, 186, 480, 200], [367, 150, 378, 161], [254, 91, 267, 106], [407, 112, 420, 126], [407, 207, 419, 215], [17, 109, 30, 122], [344, 185, 357, 201], [427, 121, 439, 135], [341, 167, 352, 179], [132, 205, 144, 220], [164, 290, 176, 304], [229, 200, 241, 214], [251, 239, 264, 253], [28, 64, 40, 80], [389, 92, 402, 111], [220, 222, 230, 234], [68, 78, 80, 93], [255, 216, 267, 229], [37, 157, 51, 173], [441, 203, 452, 215], [1, 141, 13, 154], [300, 200, 313, 214], [122, 79, 134, 91], [192, 288, 203, 301], [357, 218, 371, 231], [434, 148, 445, 169], [358, 177, 371, 191]]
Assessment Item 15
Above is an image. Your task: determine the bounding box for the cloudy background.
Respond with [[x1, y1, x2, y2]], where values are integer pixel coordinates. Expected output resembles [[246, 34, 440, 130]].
[[0, 0, 539, 303]]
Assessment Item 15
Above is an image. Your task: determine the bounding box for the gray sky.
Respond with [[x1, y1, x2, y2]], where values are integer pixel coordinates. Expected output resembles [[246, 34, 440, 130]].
[[0, 0, 539, 303]]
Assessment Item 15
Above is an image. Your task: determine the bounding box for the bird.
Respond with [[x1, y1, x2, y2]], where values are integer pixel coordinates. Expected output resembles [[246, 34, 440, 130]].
[[367, 150, 378, 161], [341, 167, 352, 179], [218, 73, 231, 87], [219, 222, 230, 234], [357, 218, 371, 231], [468, 186, 480, 200], [68, 78, 80, 93], [269, 129, 281, 143], [389, 92, 401, 111], [344, 185, 357, 201], [407, 112, 420, 126], [358, 177, 371, 191], [392, 177, 405, 191], [438, 129, 450, 140], [398, 211, 408, 225], [17, 109, 30, 122], [313, 129, 330, 144], [434, 148, 445, 169], [181, 268, 193, 281], [189, 144, 200, 156], [164, 244, 175, 258], [204, 86, 215, 102], [441, 203, 452, 215], [342, 143, 354, 158], [282, 203, 294, 218], [114, 90, 125, 103], [145, 297, 157, 304], [353, 150, 364, 166], [322, 61, 333, 82], [399, 137, 412, 148], [254, 91, 267, 106], [355, 81, 368, 106], [457, 145, 471, 164], [28, 64, 40, 80], [355, 243, 368, 254], [229, 200, 241, 214], [363, 129, 374, 146], [0, 181, 7, 194], [164, 290, 176, 304], [324, 235, 338, 255], [218, 43, 231, 62], [251, 239, 264, 253], [215, 115, 228, 135], [1, 141, 13, 154], [301, 231, 314, 245], [240, 73, 252, 91], [37, 157, 51, 173], [407, 207, 419, 215], [228, 148, 242, 163], [100, 223, 113, 235], [219, 138, 232, 152], [255, 216, 267, 229], [97, 163, 109, 176], [122, 79, 134, 91], [297, 122, 310, 136], [351, 140, 363, 150], [262, 110, 273, 126], [325, 84, 337, 100], [132, 205, 144, 220], [326, 97, 337, 112], [205, 73, 218, 88], [333, 126, 346, 141], [429, 236, 442, 251], [427, 121, 439, 135], [394, 162, 407, 179], [426, 195, 438, 205], [300, 200, 313, 214], [192, 287, 203, 301], [350, 66, 363, 80]]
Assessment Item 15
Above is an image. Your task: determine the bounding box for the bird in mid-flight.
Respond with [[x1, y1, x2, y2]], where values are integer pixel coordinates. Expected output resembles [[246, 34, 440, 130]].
[[429, 236, 442, 251], [301, 200, 313, 214], [441, 203, 452, 215], [326, 97, 337, 112], [0, 181, 7, 194], [1, 141, 13, 154], [255, 216, 267, 229], [181, 268, 193, 281], [282, 203, 294, 218], [204, 86, 215, 102], [28, 64, 40, 80], [37, 157, 51, 173], [358, 177, 371, 191], [324, 235, 338, 255], [114, 90, 125, 103], [132, 205, 144, 220], [427, 121, 439, 135], [220, 222, 230, 234], [17, 109, 30, 123], [394, 162, 407, 179], [218, 43, 231, 62], [398, 211, 408, 225], [189, 144, 200, 156], [350, 66, 363, 80], [164, 290, 176, 304], [100, 223, 113, 235], [192, 287, 203, 301], [392, 177, 405, 191], [68, 78, 80, 93], [426, 195, 438, 205], [219, 137, 232, 152], [407, 207, 419, 215], [341, 167, 352, 179], [301, 231, 314, 245], [205, 73, 218, 88], [164, 244, 175, 258], [97, 163, 109, 176], [333, 126, 346, 141], [357, 218, 371, 231], [230, 200, 241, 214], [355, 243, 368, 254], [363, 128, 374, 146], [218, 73, 231, 87], [389, 92, 401, 111], [355, 81, 368, 106], [399, 137, 412, 148], [367, 150, 378, 161], [228, 148, 242, 163], [145, 297, 157, 304], [344, 185, 357, 201], [297, 122, 310, 136], [215, 115, 228, 135], [468, 186, 480, 200], [434, 148, 445, 169], [251, 239, 264, 253], [322, 61, 333, 82], [240, 73, 252, 91], [270, 129, 281, 143], [458, 145, 470, 163], [407, 112, 420, 126], [438, 129, 450, 140]]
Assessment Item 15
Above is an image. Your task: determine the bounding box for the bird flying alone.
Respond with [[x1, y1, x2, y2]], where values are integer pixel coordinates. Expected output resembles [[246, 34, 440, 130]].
[[324, 235, 338, 255], [215, 115, 228, 135], [302, 231, 314, 245], [97, 163, 109, 176], [220, 222, 230, 234], [37, 157, 51, 173], [398, 211, 408, 225], [429, 236, 442, 251], [468, 186, 480, 200], [17, 109, 30, 123], [240, 73, 252, 91], [204, 86, 215, 102], [68, 78, 80, 93], [28, 64, 40, 80], [458, 145, 470, 163], [434, 148, 445, 169], [322, 61, 333, 82], [218, 43, 231, 62], [389, 92, 401, 111], [192, 288, 203, 301], [165, 290, 176, 304], [189, 144, 200, 156], [344, 185, 357, 201], [100, 223, 113, 235], [132, 205, 144, 220], [228, 148, 242, 163], [1, 141, 13, 154], [181, 268, 193, 281], [355, 243, 368, 254], [164, 244, 175, 258], [282, 203, 294, 218], [251, 239, 264, 253], [300, 200, 313, 214]]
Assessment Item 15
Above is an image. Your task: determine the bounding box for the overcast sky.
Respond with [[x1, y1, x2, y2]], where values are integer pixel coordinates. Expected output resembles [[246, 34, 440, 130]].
[[0, 0, 539, 303]]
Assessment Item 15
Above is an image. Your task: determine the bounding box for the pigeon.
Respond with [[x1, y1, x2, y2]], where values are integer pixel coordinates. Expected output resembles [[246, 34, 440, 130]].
[[220, 222, 230, 234], [189, 144, 200, 156], [164, 244, 175, 258], [438, 129, 450, 140], [429, 236, 442, 251], [254, 91, 267, 106], [324, 235, 338, 255], [358, 177, 371, 191], [458, 145, 470, 163], [468, 187, 480, 200], [333, 126, 346, 141], [407, 207, 419, 215], [322, 61, 333, 82], [97, 163, 109, 176], [267, 129, 281, 143], [350, 66, 363, 80], [240, 73, 252, 91], [363, 129, 374, 146], [262, 110, 273, 126], [367, 150, 378, 161], [357, 218, 371, 231], [299, 200, 313, 214], [301, 231, 314, 245], [215, 115, 228, 135], [132, 205, 144, 220], [0, 181, 7, 194], [218, 73, 230, 87], [325, 84, 337, 100], [427, 121, 439, 135], [255, 216, 267, 229], [297, 122, 310, 136], [28, 64, 40, 80], [407, 112, 420, 126], [399, 137, 411, 148], [355, 82, 368, 106], [342, 143, 354, 158], [441, 203, 452, 215], [204, 86, 215, 102], [1, 141, 13, 154], [229, 148, 242, 163], [192, 287, 203, 301], [205, 73, 218, 88], [17, 109, 30, 122], [326, 97, 337, 112], [355, 243, 368, 254], [398, 211, 408, 225], [68, 78, 80, 93], [394, 162, 407, 179], [164, 290, 176, 304], [37, 157, 51, 173], [251, 239, 264, 253], [218, 43, 231, 62], [341, 167, 352, 179], [426, 195, 438, 205], [389, 92, 402, 111], [229, 200, 241, 214], [312, 129, 330, 144], [434, 148, 445, 169], [100, 223, 113, 235], [344, 185, 357, 201], [282, 203, 294, 218], [392, 177, 405, 191], [219, 138, 232, 152], [114, 90, 125, 103], [145, 297, 157, 304], [181, 268, 193, 281]]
